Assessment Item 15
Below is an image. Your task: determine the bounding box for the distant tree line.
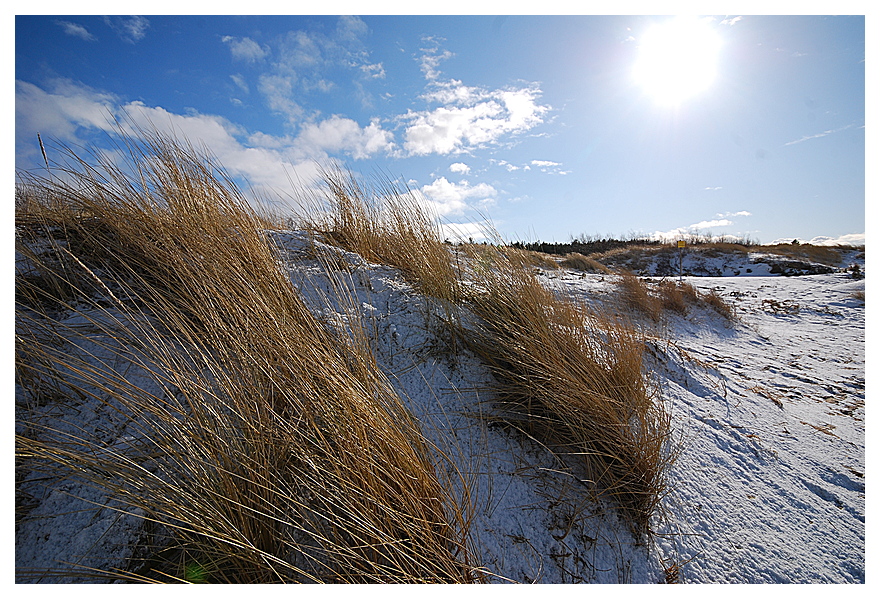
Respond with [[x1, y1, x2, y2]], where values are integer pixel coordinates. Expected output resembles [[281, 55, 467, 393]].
[[508, 236, 663, 256], [508, 232, 761, 256]]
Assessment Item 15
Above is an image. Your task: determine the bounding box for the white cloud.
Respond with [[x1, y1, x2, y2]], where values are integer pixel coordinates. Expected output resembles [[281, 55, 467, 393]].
[[55, 20, 95, 41], [690, 219, 734, 229], [15, 79, 118, 152], [720, 16, 743, 26], [812, 234, 865, 246], [335, 15, 369, 42], [704, 186, 723, 191], [418, 38, 454, 80], [402, 81, 548, 156], [222, 36, 268, 62], [230, 74, 249, 94], [14, 79, 323, 202], [530, 159, 570, 175], [14, 78, 389, 192], [449, 162, 470, 174], [491, 159, 519, 172], [439, 221, 491, 243], [250, 16, 384, 124], [716, 210, 751, 218], [650, 217, 745, 241], [420, 177, 497, 216], [258, 74, 304, 123], [784, 123, 857, 146], [104, 16, 150, 43], [358, 62, 386, 79], [772, 234, 865, 247], [421, 79, 481, 105], [294, 115, 394, 160]]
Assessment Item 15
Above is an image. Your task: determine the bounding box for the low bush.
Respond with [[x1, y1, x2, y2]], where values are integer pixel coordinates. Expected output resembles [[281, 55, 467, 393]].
[[703, 289, 737, 320], [656, 280, 694, 315]]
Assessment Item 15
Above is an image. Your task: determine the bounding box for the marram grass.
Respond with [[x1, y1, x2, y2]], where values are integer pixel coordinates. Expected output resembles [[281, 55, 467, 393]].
[[15, 132, 478, 583]]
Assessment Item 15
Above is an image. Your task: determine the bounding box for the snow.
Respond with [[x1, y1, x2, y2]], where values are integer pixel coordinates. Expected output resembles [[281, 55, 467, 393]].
[[15, 233, 866, 584]]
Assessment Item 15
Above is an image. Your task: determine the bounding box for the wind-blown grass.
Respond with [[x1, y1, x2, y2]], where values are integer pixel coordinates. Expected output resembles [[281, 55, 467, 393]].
[[304, 166, 462, 308], [304, 173, 674, 537], [461, 247, 672, 536], [15, 132, 476, 583]]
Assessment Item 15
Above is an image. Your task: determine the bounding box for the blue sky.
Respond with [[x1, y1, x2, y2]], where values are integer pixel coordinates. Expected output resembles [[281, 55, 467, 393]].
[[14, 10, 868, 245]]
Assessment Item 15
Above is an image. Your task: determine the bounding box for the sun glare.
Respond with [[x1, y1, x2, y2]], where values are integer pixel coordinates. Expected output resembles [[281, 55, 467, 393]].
[[633, 17, 722, 105]]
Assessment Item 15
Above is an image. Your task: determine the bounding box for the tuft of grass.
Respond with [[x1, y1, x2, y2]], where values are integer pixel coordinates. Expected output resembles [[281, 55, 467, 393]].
[[655, 280, 701, 316], [461, 247, 672, 537], [560, 252, 610, 273], [15, 131, 476, 583], [615, 271, 662, 322], [304, 166, 462, 308], [507, 247, 560, 270], [702, 289, 737, 321]]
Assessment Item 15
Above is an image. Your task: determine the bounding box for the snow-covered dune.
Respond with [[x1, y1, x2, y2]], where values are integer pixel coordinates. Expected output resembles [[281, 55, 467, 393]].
[[15, 235, 865, 583]]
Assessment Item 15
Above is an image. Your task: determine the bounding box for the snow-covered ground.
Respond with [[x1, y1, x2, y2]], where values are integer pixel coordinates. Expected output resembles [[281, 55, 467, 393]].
[[15, 234, 865, 583]]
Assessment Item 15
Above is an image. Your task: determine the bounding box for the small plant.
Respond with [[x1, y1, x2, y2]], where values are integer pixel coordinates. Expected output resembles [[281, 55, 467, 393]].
[[655, 280, 699, 315], [511, 247, 560, 270], [304, 166, 463, 308]]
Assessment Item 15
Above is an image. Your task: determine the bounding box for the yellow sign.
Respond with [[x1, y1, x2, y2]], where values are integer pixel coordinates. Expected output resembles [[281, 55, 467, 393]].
[[677, 240, 686, 248]]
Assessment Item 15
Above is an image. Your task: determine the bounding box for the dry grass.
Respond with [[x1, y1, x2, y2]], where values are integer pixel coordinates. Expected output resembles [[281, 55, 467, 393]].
[[698, 242, 751, 257], [461, 247, 672, 537], [15, 132, 476, 582], [508, 247, 560, 270], [759, 243, 843, 266], [305, 172, 673, 537], [655, 280, 702, 316], [303, 166, 462, 308], [615, 272, 662, 322], [560, 252, 610, 273], [702, 289, 736, 321], [613, 276, 736, 324], [588, 244, 659, 272]]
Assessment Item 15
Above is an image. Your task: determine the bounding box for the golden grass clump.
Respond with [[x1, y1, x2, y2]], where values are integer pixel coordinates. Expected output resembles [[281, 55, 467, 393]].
[[615, 271, 662, 322], [702, 289, 736, 321], [305, 167, 462, 308], [560, 252, 610, 273], [508, 247, 560, 270], [656, 280, 700, 316], [461, 247, 672, 536], [15, 132, 476, 583]]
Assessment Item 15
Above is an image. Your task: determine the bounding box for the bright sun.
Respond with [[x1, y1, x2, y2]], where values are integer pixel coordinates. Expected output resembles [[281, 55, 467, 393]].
[[633, 17, 722, 105]]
